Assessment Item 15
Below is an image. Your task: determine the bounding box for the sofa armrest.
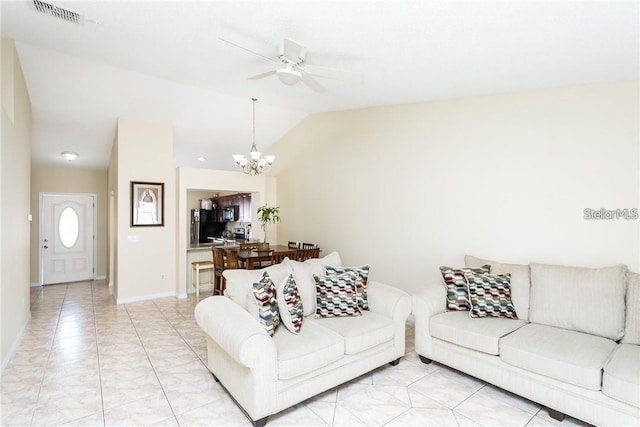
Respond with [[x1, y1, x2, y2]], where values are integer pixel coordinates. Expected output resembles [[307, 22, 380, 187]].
[[195, 296, 276, 369], [412, 283, 447, 358], [367, 281, 412, 322]]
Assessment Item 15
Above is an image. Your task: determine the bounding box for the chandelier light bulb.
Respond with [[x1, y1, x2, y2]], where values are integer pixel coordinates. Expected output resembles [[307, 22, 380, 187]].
[[249, 150, 261, 161]]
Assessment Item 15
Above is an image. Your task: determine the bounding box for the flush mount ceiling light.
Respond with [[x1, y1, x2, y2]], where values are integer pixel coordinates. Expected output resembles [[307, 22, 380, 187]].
[[60, 151, 79, 161], [232, 98, 275, 175], [197, 156, 207, 162]]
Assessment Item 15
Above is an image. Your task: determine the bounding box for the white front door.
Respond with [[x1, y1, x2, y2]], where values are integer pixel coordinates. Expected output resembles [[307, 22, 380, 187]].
[[41, 193, 96, 285]]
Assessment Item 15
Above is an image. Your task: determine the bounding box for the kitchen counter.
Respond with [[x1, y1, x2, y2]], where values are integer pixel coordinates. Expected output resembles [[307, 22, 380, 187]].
[[188, 242, 235, 252], [187, 239, 254, 252]]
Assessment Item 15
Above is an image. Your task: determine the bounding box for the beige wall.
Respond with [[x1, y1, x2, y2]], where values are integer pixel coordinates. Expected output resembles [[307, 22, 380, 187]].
[[112, 118, 176, 303], [107, 133, 118, 298], [30, 168, 108, 284], [1, 38, 32, 370], [269, 81, 640, 293]]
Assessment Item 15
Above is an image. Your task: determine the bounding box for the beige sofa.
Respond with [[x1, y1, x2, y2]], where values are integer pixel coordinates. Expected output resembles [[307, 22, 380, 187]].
[[195, 252, 412, 427], [412, 255, 640, 426]]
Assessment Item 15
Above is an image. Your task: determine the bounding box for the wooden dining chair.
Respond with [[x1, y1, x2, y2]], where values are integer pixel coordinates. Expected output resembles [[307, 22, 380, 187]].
[[225, 248, 240, 269], [212, 247, 228, 295], [309, 248, 320, 259], [288, 241, 300, 249], [297, 247, 320, 261], [271, 250, 297, 265], [302, 242, 318, 249]]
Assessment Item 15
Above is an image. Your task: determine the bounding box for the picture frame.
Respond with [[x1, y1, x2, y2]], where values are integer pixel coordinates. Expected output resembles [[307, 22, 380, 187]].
[[131, 181, 164, 227]]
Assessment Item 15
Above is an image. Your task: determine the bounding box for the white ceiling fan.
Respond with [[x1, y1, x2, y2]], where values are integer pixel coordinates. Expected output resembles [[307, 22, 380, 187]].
[[219, 36, 362, 93]]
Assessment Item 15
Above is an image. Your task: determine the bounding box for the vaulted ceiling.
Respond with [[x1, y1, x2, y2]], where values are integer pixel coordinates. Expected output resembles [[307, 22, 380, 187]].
[[2, 1, 638, 171]]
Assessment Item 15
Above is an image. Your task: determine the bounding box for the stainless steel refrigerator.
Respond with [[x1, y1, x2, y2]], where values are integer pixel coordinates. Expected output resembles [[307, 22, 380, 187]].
[[190, 209, 226, 244]]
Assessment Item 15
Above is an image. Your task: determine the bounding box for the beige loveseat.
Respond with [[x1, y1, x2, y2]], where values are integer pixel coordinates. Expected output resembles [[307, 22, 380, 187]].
[[195, 252, 412, 427], [412, 255, 639, 426]]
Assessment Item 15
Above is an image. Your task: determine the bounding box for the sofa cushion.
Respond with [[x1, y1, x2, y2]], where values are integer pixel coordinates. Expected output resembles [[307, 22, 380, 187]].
[[529, 263, 627, 340], [250, 272, 280, 336], [464, 272, 518, 319], [622, 272, 640, 345], [500, 323, 617, 390], [465, 255, 531, 321], [440, 264, 491, 311], [324, 264, 371, 310], [430, 311, 527, 355], [224, 260, 294, 311], [289, 251, 342, 316], [272, 319, 344, 380], [276, 274, 303, 334], [314, 272, 361, 318], [307, 311, 395, 355], [602, 344, 640, 407]]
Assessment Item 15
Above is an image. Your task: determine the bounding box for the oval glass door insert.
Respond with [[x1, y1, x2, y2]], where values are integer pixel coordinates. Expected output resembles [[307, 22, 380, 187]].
[[59, 207, 80, 248]]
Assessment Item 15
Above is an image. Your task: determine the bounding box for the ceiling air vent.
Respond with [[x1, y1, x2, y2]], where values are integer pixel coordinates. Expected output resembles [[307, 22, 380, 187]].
[[33, 0, 83, 24]]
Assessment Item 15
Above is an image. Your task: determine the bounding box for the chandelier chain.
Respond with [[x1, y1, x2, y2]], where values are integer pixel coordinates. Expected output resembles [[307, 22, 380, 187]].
[[232, 98, 275, 175]]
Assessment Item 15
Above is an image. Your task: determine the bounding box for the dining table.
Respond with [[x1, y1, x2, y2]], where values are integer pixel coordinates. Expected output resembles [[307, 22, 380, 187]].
[[228, 245, 316, 270]]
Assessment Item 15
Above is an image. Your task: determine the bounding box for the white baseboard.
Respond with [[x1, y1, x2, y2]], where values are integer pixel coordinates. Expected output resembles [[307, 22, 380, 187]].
[[116, 291, 176, 305], [31, 278, 106, 287]]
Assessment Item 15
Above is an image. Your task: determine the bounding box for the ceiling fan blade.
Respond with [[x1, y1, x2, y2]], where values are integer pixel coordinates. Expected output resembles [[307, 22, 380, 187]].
[[218, 36, 278, 64], [305, 64, 363, 83], [248, 70, 276, 80], [300, 73, 327, 93], [282, 38, 306, 63]]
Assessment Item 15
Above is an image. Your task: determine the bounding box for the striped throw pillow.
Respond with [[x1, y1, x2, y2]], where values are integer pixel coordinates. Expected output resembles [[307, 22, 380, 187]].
[[251, 272, 280, 336], [277, 274, 303, 334]]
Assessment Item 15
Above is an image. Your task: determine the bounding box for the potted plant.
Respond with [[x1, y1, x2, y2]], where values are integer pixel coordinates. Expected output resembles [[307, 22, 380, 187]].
[[257, 205, 280, 244]]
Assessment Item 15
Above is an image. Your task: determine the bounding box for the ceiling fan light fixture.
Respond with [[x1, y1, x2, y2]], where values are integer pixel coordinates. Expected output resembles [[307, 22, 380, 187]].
[[276, 68, 301, 85]]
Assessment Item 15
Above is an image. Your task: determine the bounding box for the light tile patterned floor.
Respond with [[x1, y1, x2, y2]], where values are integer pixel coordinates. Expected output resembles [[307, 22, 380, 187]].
[[1, 280, 590, 426]]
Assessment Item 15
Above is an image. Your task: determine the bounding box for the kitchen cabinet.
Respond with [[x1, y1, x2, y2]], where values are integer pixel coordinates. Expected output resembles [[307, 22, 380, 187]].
[[212, 193, 251, 222], [238, 193, 251, 222]]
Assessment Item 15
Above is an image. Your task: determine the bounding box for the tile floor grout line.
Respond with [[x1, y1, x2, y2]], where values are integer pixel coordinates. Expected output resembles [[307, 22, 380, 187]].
[[123, 301, 181, 424], [151, 298, 209, 369], [91, 280, 108, 427], [28, 283, 68, 427]]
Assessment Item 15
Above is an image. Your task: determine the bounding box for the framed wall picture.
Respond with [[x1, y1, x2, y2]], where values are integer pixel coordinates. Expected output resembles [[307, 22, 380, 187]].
[[131, 181, 164, 227]]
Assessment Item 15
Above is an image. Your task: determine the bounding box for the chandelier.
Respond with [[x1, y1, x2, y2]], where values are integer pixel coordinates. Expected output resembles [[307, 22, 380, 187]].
[[232, 98, 275, 175]]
